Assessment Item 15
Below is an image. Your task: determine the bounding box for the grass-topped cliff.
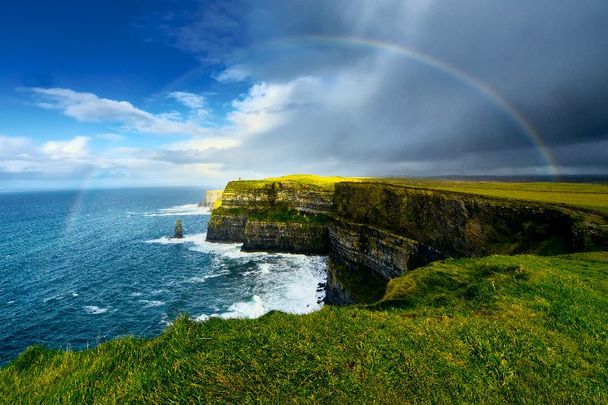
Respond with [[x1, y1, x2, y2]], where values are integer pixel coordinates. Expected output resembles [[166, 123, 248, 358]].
[[2, 175, 607, 402], [1, 252, 606, 403]]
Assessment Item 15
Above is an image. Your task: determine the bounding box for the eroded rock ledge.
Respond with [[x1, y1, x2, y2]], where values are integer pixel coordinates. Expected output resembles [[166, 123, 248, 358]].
[[206, 176, 608, 304]]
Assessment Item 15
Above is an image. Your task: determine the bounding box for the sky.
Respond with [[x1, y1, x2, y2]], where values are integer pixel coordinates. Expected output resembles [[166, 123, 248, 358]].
[[0, 0, 607, 190]]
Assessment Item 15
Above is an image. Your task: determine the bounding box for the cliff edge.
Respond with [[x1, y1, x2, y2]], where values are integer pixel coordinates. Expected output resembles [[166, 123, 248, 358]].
[[207, 175, 608, 303]]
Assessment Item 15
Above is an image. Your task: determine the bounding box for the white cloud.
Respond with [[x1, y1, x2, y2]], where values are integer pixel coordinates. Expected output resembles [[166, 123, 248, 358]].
[[215, 65, 250, 82], [41, 136, 90, 160], [226, 77, 322, 137], [28, 87, 212, 137], [168, 91, 205, 109], [0, 135, 33, 158], [167, 91, 210, 122], [164, 137, 240, 151]]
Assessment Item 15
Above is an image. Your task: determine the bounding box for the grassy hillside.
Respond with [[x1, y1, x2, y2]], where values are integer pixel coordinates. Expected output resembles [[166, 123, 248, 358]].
[[2, 252, 606, 403]]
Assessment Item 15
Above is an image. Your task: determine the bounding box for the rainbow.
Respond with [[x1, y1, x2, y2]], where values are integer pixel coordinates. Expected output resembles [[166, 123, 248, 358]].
[[61, 168, 98, 236], [268, 35, 561, 179]]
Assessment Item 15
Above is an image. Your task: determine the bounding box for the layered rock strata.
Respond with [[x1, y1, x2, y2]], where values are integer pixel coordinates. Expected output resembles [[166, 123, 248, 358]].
[[206, 179, 333, 254], [206, 177, 608, 303]]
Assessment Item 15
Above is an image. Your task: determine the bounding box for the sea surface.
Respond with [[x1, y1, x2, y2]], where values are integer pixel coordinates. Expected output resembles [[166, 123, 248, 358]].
[[0, 188, 326, 366]]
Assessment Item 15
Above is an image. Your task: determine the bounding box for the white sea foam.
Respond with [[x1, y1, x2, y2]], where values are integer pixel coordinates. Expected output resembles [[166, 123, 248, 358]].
[[258, 263, 272, 274], [144, 204, 210, 217], [148, 230, 328, 322], [186, 271, 228, 284], [84, 305, 109, 315], [150, 289, 167, 295], [146, 233, 259, 261], [145, 233, 208, 245], [160, 313, 172, 326], [139, 299, 165, 308], [222, 295, 267, 318], [194, 255, 327, 321], [43, 294, 63, 303]]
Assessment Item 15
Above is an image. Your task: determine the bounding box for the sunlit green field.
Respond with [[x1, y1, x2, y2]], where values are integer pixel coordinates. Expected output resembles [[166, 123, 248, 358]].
[[2, 253, 606, 403], [229, 174, 608, 214], [377, 178, 608, 214]]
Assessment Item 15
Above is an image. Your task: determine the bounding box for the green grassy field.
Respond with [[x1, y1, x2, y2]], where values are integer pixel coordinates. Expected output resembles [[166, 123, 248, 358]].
[[228, 174, 608, 215], [2, 252, 606, 403], [377, 178, 608, 215]]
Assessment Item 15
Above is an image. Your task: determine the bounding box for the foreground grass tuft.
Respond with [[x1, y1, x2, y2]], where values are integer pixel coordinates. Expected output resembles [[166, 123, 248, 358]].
[[1, 253, 607, 403]]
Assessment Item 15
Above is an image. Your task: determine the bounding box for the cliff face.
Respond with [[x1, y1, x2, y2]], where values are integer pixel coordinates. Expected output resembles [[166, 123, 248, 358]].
[[329, 182, 606, 283], [206, 176, 608, 304], [333, 182, 602, 257], [217, 179, 334, 213], [242, 220, 328, 254], [328, 219, 445, 280], [206, 178, 334, 254]]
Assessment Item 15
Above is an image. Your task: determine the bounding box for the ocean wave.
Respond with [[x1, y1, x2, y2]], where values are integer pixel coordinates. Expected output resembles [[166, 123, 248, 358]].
[[195, 256, 327, 321], [145, 233, 208, 245], [148, 231, 327, 322], [83, 305, 109, 315], [186, 271, 228, 284], [144, 204, 210, 217], [139, 300, 165, 308]]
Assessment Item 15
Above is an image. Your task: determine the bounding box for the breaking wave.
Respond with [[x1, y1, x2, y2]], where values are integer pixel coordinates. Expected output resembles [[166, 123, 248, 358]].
[[144, 204, 210, 217]]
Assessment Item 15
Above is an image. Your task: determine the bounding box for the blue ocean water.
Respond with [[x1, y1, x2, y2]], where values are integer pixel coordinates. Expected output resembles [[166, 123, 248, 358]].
[[0, 188, 326, 366]]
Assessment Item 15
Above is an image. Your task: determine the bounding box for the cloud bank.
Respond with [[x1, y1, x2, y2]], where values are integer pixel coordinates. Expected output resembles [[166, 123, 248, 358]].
[[162, 0, 608, 175], [3, 0, 607, 189]]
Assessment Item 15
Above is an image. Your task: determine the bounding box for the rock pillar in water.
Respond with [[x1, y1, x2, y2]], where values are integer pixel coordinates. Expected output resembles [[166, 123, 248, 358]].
[[174, 219, 184, 239]]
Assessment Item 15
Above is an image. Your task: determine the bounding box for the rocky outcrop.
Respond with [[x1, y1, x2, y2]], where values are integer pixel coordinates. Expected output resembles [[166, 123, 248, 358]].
[[174, 219, 184, 239]]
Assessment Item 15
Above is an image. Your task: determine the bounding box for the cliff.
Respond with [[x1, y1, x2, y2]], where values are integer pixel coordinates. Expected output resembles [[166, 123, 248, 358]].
[[198, 190, 223, 209], [327, 182, 607, 301], [206, 175, 340, 253], [206, 175, 608, 303]]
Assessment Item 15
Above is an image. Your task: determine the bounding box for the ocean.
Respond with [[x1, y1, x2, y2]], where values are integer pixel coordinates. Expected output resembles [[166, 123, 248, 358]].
[[0, 188, 326, 366]]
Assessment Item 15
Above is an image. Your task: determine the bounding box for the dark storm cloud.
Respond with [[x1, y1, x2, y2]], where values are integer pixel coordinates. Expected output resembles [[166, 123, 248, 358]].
[[162, 0, 608, 175]]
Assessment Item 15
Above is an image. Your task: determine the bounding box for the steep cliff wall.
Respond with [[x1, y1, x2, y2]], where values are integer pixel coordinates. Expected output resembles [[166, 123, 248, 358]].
[[205, 176, 608, 303], [330, 182, 607, 280], [242, 220, 328, 254], [206, 177, 336, 253], [217, 179, 334, 213]]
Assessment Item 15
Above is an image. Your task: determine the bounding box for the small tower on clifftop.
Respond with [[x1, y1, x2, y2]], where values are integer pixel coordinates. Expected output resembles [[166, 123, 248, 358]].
[[174, 219, 184, 239]]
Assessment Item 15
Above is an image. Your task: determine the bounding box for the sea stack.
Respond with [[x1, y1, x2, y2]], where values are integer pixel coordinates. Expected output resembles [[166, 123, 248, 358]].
[[174, 219, 184, 239]]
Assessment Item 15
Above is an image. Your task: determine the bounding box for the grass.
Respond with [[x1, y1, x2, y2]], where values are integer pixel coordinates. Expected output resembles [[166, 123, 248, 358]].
[[2, 252, 607, 403], [376, 178, 608, 215], [265, 174, 363, 190], [223, 174, 608, 215]]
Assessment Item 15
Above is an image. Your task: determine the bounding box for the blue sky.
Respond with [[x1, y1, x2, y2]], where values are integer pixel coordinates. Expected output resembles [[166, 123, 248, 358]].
[[1, 1, 607, 190]]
